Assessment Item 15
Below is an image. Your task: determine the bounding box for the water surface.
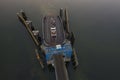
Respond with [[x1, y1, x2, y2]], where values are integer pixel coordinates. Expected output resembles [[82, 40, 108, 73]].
[[0, 0, 120, 80]]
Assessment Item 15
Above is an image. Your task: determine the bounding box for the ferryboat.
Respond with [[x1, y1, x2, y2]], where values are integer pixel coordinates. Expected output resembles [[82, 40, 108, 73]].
[[17, 8, 79, 80]]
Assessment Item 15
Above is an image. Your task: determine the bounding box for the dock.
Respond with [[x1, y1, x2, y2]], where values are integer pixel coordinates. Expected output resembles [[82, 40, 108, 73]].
[[53, 54, 69, 80], [17, 13, 40, 46]]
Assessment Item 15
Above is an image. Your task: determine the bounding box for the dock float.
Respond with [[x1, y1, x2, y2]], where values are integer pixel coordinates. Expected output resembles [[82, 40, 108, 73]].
[[35, 49, 44, 69], [17, 12, 40, 46]]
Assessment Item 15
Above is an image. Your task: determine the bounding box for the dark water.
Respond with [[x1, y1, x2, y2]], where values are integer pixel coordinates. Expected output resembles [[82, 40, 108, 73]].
[[1, 0, 120, 80]]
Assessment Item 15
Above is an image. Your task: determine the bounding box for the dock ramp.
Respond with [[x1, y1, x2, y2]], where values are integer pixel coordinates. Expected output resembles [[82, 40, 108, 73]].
[[53, 54, 69, 80]]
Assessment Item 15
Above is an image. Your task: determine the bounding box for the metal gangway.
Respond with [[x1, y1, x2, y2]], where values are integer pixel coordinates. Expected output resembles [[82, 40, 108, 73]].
[[53, 54, 69, 80]]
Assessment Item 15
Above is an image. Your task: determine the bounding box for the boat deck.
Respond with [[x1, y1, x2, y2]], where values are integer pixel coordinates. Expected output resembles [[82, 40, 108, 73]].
[[43, 16, 65, 46]]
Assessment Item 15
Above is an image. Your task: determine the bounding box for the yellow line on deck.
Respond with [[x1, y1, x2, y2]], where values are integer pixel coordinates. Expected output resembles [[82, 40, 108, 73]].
[[65, 8, 70, 33]]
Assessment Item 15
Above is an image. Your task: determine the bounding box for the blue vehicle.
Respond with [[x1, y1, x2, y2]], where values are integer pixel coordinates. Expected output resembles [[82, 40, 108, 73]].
[[17, 8, 78, 80]]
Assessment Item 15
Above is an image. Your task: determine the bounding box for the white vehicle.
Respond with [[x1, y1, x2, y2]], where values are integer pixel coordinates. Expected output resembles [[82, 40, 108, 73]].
[[32, 30, 39, 36], [50, 27, 57, 38]]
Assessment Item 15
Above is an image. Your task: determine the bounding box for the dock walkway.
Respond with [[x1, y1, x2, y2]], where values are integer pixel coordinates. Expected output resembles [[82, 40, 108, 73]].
[[53, 54, 69, 80]]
